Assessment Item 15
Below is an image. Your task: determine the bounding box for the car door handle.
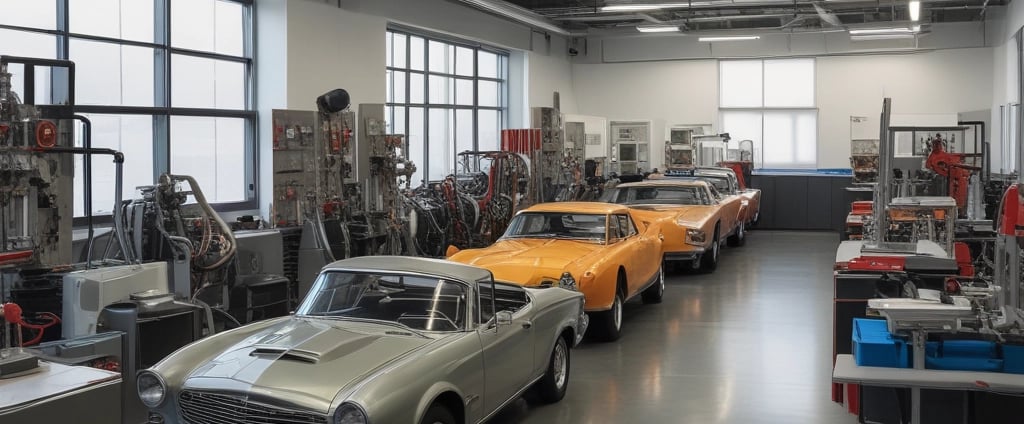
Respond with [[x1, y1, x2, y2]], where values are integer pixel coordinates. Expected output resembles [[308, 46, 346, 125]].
[[521, 321, 533, 329]]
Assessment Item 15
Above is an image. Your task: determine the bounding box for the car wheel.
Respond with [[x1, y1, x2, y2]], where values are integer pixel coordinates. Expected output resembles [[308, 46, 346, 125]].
[[641, 264, 665, 304], [593, 283, 624, 342], [420, 403, 456, 424], [535, 336, 570, 403], [700, 228, 719, 273], [727, 221, 745, 247]]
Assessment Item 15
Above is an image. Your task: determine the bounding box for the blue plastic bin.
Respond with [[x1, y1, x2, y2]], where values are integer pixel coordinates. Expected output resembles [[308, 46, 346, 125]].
[[1003, 344, 1024, 374], [853, 318, 910, 368], [925, 340, 1002, 372]]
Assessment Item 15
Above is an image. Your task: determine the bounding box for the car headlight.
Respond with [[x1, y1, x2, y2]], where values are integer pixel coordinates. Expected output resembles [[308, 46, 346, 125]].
[[137, 371, 166, 408], [559, 272, 577, 290], [685, 228, 706, 245], [333, 402, 369, 424]]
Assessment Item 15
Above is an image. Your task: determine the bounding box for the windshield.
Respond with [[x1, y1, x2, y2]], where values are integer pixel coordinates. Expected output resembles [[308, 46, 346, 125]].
[[299, 271, 469, 332], [699, 176, 730, 193], [607, 186, 708, 206], [503, 212, 606, 243]]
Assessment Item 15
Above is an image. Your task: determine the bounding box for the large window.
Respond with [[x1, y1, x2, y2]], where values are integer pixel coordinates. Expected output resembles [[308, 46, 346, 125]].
[[386, 28, 508, 185], [0, 0, 254, 217], [719, 58, 817, 169]]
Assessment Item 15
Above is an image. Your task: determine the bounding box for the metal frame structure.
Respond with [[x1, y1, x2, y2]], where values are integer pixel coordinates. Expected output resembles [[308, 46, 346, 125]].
[[385, 24, 509, 184], [0, 0, 257, 221]]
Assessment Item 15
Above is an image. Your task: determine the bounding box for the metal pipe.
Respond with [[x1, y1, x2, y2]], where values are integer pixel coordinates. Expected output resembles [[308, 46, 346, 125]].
[[454, 0, 573, 36], [74, 115, 96, 268], [873, 98, 893, 247]]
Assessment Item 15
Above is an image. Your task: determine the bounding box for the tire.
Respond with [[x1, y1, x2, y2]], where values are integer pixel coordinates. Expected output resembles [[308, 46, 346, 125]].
[[420, 404, 456, 424], [641, 264, 665, 304], [593, 279, 624, 342], [700, 228, 719, 273], [535, 336, 570, 403], [727, 221, 745, 247]]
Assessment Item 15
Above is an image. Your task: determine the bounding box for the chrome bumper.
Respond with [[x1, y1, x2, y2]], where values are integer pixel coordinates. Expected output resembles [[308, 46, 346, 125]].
[[575, 312, 589, 346], [664, 248, 705, 261]]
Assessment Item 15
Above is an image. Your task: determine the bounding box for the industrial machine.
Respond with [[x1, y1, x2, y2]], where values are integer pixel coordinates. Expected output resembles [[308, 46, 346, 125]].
[[923, 132, 983, 218]]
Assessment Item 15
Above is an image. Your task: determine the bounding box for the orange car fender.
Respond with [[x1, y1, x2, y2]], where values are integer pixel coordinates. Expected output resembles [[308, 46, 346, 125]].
[[579, 260, 619, 311]]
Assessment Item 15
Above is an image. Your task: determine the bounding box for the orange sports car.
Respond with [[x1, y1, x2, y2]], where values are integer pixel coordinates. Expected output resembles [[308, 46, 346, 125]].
[[448, 202, 665, 341], [601, 179, 744, 272]]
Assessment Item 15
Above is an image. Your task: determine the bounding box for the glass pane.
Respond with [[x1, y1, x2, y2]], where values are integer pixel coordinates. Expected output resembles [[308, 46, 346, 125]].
[[172, 55, 245, 109], [70, 39, 155, 107], [73, 115, 154, 216], [764, 58, 814, 107], [0, 0, 56, 29], [455, 109, 473, 155], [172, 0, 245, 56], [393, 33, 407, 69], [455, 78, 473, 106], [385, 70, 393, 103], [428, 40, 453, 74], [392, 106, 406, 136], [70, 0, 154, 42], [427, 108, 454, 180], [410, 72, 425, 104], [0, 29, 56, 100], [386, 32, 393, 68], [479, 80, 499, 107], [428, 75, 453, 105], [719, 60, 762, 108], [763, 110, 817, 168], [169, 116, 247, 203], [410, 36, 425, 71], [455, 47, 473, 77], [720, 110, 763, 165], [409, 107, 425, 185], [393, 71, 407, 103], [478, 51, 498, 79], [478, 109, 499, 151]]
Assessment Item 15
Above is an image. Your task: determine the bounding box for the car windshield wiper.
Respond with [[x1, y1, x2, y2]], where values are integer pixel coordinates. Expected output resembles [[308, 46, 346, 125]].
[[308, 315, 431, 338]]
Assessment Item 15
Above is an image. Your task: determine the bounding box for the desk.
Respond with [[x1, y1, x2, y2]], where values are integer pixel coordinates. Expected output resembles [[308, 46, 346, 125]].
[[0, 361, 121, 422]]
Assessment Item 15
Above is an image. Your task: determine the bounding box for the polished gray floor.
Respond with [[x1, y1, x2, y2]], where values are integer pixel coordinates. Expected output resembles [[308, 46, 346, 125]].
[[491, 231, 858, 424]]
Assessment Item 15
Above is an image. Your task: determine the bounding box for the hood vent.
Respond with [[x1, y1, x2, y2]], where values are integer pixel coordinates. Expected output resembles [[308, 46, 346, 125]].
[[250, 346, 320, 364]]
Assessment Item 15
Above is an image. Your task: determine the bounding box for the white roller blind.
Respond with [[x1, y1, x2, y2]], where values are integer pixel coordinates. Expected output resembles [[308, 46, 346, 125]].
[[719, 60, 763, 108]]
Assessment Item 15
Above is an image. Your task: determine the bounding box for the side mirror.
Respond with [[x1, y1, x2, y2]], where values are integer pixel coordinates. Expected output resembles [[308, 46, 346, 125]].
[[495, 311, 513, 326]]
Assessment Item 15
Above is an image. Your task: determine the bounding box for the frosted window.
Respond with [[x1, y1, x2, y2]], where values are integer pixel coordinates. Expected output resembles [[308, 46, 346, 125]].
[[479, 80, 499, 107], [763, 110, 817, 169], [171, 55, 245, 109], [478, 110, 499, 152], [70, 40, 155, 107], [0, 0, 56, 29], [455, 78, 473, 106], [392, 71, 407, 103], [409, 37, 425, 71], [455, 47, 474, 77], [0, 29, 56, 101], [455, 109, 474, 156], [73, 114, 154, 216], [392, 33, 407, 69], [428, 109, 454, 180], [385, 32, 392, 68], [721, 111, 763, 148], [70, 0, 153, 42], [169, 117, 247, 203], [719, 60, 762, 108], [429, 41, 453, 73], [764, 59, 815, 107], [478, 51, 498, 79], [428, 75, 453, 105], [172, 0, 244, 56], [410, 73, 425, 104], [408, 107, 425, 185]]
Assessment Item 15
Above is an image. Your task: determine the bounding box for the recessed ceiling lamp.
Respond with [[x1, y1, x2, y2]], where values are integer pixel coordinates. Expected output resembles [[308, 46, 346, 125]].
[[848, 27, 914, 35], [850, 34, 916, 41], [698, 35, 760, 42], [601, 3, 689, 12], [637, 25, 680, 33], [909, 1, 921, 21]]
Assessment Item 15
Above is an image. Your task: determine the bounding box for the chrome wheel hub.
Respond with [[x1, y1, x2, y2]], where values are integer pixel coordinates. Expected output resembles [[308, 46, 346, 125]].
[[553, 342, 568, 390], [613, 296, 622, 330]]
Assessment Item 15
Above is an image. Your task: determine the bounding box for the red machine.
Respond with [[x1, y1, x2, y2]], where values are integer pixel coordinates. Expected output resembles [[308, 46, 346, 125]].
[[719, 160, 752, 189], [997, 183, 1024, 239], [925, 133, 981, 217]]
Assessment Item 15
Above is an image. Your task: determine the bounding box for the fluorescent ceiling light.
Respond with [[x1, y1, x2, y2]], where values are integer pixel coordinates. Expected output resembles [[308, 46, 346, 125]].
[[637, 25, 680, 33], [850, 34, 916, 41], [909, 1, 921, 21], [601, 3, 689, 12], [698, 35, 760, 42], [848, 27, 914, 35]]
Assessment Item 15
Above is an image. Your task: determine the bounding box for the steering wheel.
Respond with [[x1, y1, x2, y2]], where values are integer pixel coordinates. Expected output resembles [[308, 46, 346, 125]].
[[397, 310, 458, 331]]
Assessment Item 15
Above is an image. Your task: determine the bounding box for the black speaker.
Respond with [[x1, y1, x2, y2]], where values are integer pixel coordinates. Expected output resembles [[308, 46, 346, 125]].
[[316, 88, 350, 113]]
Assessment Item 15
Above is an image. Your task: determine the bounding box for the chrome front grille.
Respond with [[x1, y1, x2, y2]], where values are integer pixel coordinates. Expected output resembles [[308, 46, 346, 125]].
[[178, 390, 328, 424]]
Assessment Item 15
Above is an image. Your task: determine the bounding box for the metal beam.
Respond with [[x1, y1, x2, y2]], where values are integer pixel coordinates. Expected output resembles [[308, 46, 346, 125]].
[[453, 0, 574, 35]]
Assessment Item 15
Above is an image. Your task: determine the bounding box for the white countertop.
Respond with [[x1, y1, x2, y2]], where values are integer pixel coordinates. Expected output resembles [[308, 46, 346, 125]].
[[0, 360, 120, 410], [833, 354, 1024, 393]]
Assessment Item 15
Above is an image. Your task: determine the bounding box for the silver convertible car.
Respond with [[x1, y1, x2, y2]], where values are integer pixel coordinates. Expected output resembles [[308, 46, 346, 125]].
[[137, 256, 588, 424]]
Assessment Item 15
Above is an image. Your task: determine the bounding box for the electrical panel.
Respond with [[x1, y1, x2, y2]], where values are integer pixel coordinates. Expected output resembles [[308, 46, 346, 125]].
[[271, 109, 317, 228]]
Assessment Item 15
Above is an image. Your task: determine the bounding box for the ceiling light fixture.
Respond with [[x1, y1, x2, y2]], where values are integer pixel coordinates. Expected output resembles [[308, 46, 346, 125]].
[[850, 34, 916, 41], [848, 27, 914, 35], [698, 35, 760, 42], [601, 3, 689, 12], [909, 0, 921, 21], [637, 25, 680, 33]]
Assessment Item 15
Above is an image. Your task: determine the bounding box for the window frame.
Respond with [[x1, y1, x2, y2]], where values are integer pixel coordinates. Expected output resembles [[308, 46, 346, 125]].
[[717, 58, 818, 169], [0, 0, 256, 223], [386, 25, 509, 184]]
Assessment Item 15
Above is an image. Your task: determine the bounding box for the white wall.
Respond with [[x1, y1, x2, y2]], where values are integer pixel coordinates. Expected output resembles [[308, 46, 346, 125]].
[[570, 48, 994, 170], [987, 3, 1023, 174]]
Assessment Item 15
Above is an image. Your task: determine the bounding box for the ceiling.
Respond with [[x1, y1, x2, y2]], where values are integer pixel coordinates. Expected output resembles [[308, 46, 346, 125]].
[[501, 0, 1005, 33]]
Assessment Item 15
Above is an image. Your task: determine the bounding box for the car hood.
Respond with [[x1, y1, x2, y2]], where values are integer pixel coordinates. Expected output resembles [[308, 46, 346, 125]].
[[626, 205, 715, 227], [183, 317, 437, 413], [452, 239, 603, 285]]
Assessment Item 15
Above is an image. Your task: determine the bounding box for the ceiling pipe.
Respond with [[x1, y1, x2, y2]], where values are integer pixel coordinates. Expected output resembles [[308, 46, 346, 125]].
[[539, 0, 991, 17], [453, 0, 575, 36]]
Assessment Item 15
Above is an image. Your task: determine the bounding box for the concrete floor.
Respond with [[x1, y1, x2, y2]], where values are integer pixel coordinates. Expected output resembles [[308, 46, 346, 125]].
[[491, 231, 858, 424]]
